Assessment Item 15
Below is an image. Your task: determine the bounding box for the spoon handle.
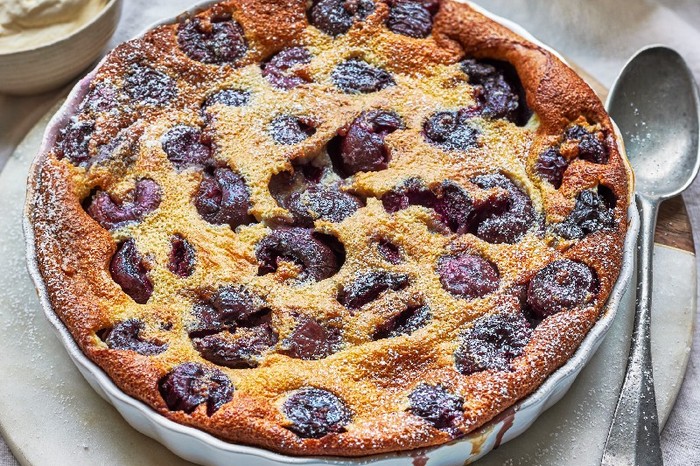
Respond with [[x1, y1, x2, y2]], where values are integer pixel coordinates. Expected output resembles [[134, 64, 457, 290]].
[[601, 194, 663, 466]]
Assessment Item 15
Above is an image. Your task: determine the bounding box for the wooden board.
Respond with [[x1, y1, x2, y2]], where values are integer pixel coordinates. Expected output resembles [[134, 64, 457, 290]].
[[573, 65, 695, 253], [656, 196, 695, 252]]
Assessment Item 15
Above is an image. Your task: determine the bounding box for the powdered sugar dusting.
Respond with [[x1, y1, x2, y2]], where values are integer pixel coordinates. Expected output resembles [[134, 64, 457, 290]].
[[19, 0, 636, 460]]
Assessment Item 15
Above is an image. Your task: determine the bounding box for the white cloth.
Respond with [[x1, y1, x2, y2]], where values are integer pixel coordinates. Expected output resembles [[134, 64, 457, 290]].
[[1, 0, 699, 463]]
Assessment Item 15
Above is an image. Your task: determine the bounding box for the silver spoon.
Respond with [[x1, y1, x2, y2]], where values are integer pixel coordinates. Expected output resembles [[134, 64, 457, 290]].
[[602, 46, 700, 466]]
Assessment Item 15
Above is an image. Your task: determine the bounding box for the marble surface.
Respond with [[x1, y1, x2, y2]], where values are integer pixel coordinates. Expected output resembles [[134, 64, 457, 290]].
[[1, 0, 700, 464]]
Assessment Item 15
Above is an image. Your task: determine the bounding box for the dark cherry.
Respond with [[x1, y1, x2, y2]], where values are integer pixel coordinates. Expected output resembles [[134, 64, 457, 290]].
[[286, 184, 363, 226], [110, 239, 153, 304], [88, 129, 139, 168], [381, 179, 475, 232], [556, 189, 615, 240], [381, 178, 437, 213], [437, 252, 499, 300], [269, 115, 316, 145], [194, 168, 254, 230], [433, 182, 475, 234], [168, 235, 196, 278], [102, 319, 166, 355], [211, 285, 267, 325], [308, 0, 376, 36], [86, 179, 162, 230], [191, 302, 231, 336], [564, 125, 588, 141], [412, 0, 440, 13], [381, 180, 476, 234], [192, 321, 277, 369], [282, 387, 351, 438], [423, 110, 479, 151], [407, 383, 464, 434], [80, 83, 118, 113], [262, 47, 313, 90], [337, 271, 409, 309], [123, 64, 177, 105], [190, 285, 267, 335], [376, 238, 402, 264], [159, 362, 233, 416], [161, 125, 212, 169], [331, 110, 404, 176], [297, 163, 324, 183], [535, 147, 568, 188], [280, 316, 341, 360], [471, 174, 535, 244], [331, 58, 395, 94], [386, 1, 434, 38], [374, 304, 431, 339], [565, 125, 609, 164], [57, 118, 94, 165], [461, 59, 528, 125], [256, 228, 344, 282], [598, 185, 618, 209], [526, 259, 597, 319], [177, 16, 247, 65], [202, 89, 250, 110], [454, 312, 532, 375]]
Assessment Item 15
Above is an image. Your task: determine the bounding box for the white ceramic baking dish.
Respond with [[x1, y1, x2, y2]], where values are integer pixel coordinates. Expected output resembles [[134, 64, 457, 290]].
[[24, 2, 639, 464]]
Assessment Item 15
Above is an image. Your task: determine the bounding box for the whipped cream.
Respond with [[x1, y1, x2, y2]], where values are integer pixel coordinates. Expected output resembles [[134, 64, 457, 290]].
[[0, 0, 107, 53]]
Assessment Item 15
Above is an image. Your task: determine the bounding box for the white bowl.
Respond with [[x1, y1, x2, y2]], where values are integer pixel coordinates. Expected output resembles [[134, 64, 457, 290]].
[[0, 0, 122, 95], [23, 2, 639, 464]]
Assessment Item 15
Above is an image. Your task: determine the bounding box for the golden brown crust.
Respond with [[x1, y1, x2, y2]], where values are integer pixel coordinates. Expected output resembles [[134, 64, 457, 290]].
[[29, 0, 629, 456]]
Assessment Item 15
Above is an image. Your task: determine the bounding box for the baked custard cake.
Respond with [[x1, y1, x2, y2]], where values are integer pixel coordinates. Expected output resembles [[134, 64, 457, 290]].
[[28, 0, 631, 456]]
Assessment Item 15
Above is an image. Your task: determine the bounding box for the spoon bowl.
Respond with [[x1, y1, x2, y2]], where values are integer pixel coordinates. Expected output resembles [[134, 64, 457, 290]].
[[603, 45, 700, 466], [607, 46, 700, 200]]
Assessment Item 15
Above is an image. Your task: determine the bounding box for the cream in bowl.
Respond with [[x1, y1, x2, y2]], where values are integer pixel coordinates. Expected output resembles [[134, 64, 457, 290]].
[[0, 0, 120, 95], [0, 0, 109, 53]]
